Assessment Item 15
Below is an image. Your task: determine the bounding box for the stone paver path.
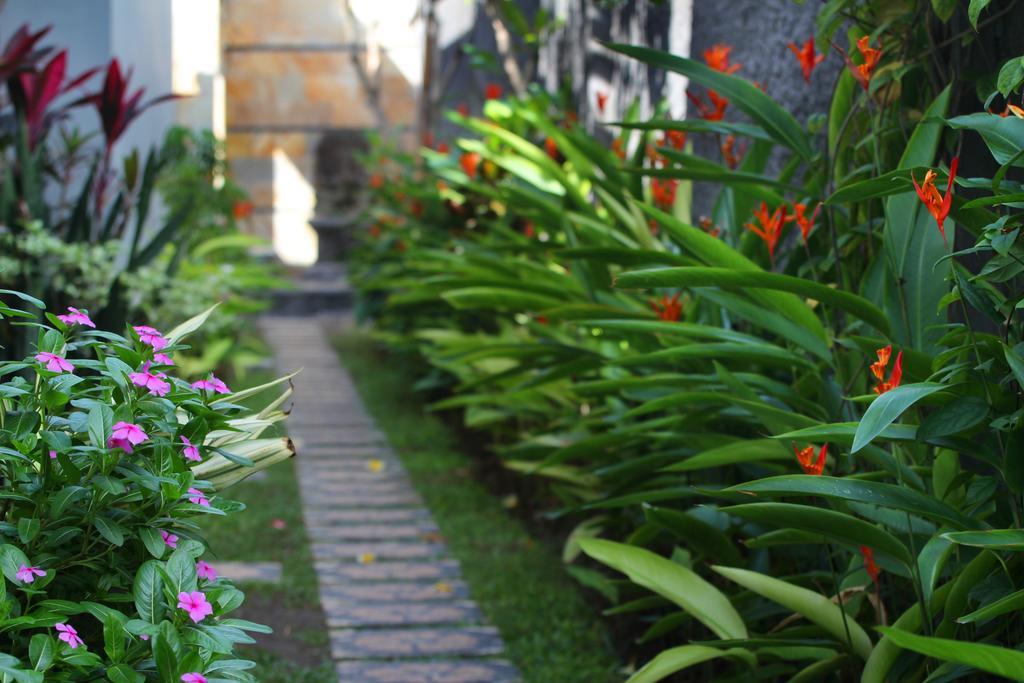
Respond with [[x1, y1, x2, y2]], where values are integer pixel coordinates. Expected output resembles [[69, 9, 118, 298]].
[[260, 317, 520, 683]]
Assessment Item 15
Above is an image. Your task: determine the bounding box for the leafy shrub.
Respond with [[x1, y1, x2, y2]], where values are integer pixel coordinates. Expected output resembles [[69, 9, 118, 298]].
[[0, 292, 293, 680]]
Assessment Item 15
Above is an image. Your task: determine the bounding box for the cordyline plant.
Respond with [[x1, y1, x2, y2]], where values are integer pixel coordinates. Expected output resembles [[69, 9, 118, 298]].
[[0, 291, 294, 680], [351, 0, 1024, 680]]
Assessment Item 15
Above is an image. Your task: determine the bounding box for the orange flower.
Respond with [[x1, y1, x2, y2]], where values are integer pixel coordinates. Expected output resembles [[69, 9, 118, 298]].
[[1004, 104, 1024, 118], [648, 218, 660, 236], [745, 202, 788, 263], [720, 135, 744, 169], [485, 82, 503, 100], [436, 142, 450, 154], [369, 174, 384, 189], [650, 292, 682, 321], [793, 443, 827, 475], [698, 216, 721, 239], [456, 102, 470, 116], [912, 157, 959, 245], [646, 144, 667, 167], [650, 178, 678, 210], [846, 36, 882, 91], [612, 138, 626, 160], [704, 44, 741, 74], [545, 137, 559, 160], [687, 89, 729, 121], [860, 545, 881, 584], [523, 221, 535, 238], [232, 200, 253, 220], [788, 37, 825, 83], [871, 346, 903, 395], [786, 202, 821, 244], [460, 152, 481, 179], [664, 129, 687, 150], [596, 90, 609, 114]]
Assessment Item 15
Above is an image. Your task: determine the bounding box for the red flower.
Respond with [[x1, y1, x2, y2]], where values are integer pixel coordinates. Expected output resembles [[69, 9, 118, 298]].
[[793, 443, 827, 475], [596, 90, 609, 114], [745, 202, 788, 263], [545, 137, 559, 160], [871, 346, 903, 395], [860, 545, 881, 584], [456, 102, 470, 116], [844, 36, 882, 91], [786, 202, 821, 244], [912, 157, 959, 246], [650, 293, 682, 321], [720, 135, 744, 169], [485, 82, 503, 100], [611, 138, 626, 160], [232, 200, 253, 220], [664, 129, 687, 150], [788, 37, 825, 84], [703, 44, 741, 74], [687, 89, 729, 121], [650, 178, 678, 210], [699, 216, 721, 239], [460, 152, 481, 179], [523, 221, 535, 238], [369, 174, 384, 189]]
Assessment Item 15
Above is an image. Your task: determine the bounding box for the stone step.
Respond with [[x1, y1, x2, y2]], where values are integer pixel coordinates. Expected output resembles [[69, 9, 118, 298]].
[[311, 541, 447, 561], [315, 559, 462, 582], [329, 626, 505, 659], [335, 660, 520, 683], [321, 579, 470, 603], [325, 601, 484, 628]]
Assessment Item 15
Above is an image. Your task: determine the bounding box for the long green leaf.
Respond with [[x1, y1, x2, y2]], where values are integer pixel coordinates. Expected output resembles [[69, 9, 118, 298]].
[[876, 628, 1024, 680], [626, 645, 753, 683], [852, 382, 946, 452]]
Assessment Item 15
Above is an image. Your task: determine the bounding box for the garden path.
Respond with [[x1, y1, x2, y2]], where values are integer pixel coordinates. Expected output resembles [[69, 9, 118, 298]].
[[259, 316, 520, 683]]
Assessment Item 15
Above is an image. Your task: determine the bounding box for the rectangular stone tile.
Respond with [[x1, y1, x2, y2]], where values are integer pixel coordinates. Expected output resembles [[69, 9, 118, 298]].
[[335, 660, 520, 683], [213, 561, 282, 583], [311, 541, 447, 561], [315, 559, 461, 582], [326, 601, 483, 628], [302, 491, 423, 508], [329, 626, 505, 659], [305, 508, 433, 524], [297, 469, 411, 484], [300, 482, 416, 498], [306, 523, 438, 541], [321, 580, 468, 603]]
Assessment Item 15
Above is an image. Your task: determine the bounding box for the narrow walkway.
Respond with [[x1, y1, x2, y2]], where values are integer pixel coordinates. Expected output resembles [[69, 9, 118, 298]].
[[260, 317, 520, 683]]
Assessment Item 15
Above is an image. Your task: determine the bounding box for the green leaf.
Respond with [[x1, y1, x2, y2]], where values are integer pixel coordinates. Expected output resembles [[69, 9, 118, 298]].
[[103, 612, 125, 663], [606, 43, 813, 159], [931, 0, 957, 21], [958, 587, 1024, 624], [876, 628, 1024, 680], [725, 475, 980, 530], [615, 266, 890, 334], [87, 404, 114, 450], [133, 561, 163, 624], [644, 505, 743, 565], [625, 645, 753, 683], [661, 439, 792, 473], [712, 565, 873, 659], [139, 527, 168, 559], [824, 167, 921, 205], [721, 502, 912, 565], [93, 516, 126, 546], [997, 57, 1024, 98], [580, 539, 747, 639], [28, 634, 54, 671], [968, 0, 993, 28], [948, 113, 1024, 167], [917, 396, 989, 440], [106, 664, 142, 683], [165, 304, 219, 347], [852, 383, 946, 452], [942, 529, 1024, 550], [0, 544, 31, 584]]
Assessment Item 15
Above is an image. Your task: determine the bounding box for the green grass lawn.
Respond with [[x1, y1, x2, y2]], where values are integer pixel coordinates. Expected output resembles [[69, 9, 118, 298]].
[[332, 331, 622, 683]]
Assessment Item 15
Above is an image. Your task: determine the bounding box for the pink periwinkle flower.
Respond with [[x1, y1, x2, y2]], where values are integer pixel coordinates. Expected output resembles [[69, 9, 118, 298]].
[[187, 487, 210, 507], [35, 351, 74, 374], [57, 307, 95, 328], [191, 374, 230, 394], [129, 369, 171, 397], [181, 674, 208, 683], [16, 565, 46, 584], [49, 450, 57, 459], [161, 529, 179, 549], [153, 353, 174, 366], [55, 623, 84, 648], [181, 436, 201, 462], [177, 590, 213, 623], [108, 421, 149, 453], [133, 325, 168, 350], [196, 560, 217, 581]]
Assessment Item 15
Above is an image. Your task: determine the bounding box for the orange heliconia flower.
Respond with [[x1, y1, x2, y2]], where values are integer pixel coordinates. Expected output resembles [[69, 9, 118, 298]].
[[860, 545, 881, 584], [232, 200, 254, 219], [698, 216, 721, 239], [912, 157, 959, 245], [793, 443, 827, 475], [704, 44, 741, 74], [456, 102, 470, 116], [664, 129, 687, 150], [871, 345, 903, 395], [788, 37, 825, 83], [650, 292, 682, 321], [596, 90, 609, 114], [545, 137, 559, 160], [369, 174, 384, 189], [1001, 104, 1024, 118], [646, 144, 667, 167], [485, 82, 503, 100], [648, 218, 660, 236], [745, 202, 788, 263], [687, 89, 729, 121], [847, 36, 882, 91], [650, 178, 678, 210], [460, 152, 481, 179], [786, 202, 821, 244], [611, 138, 626, 160], [721, 135, 744, 169]]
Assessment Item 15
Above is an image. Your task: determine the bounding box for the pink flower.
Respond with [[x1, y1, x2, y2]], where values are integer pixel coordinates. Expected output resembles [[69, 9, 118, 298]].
[[133, 325, 168, 350], [55, 623, 84, 648], [196, 560, 217, 581], [177, 590, 213, 623], [181, 675, 207, 683], [49, 450, 57, 459], [108, 421, 148, 453], [161, 529, 179, 549], [187, 487, 210, 507], [270, 518, 287, 530], [16, 565, 46, 583], [57, 307, 95, 328], [191, 374, 230, 394], [129, 369, 171, 397], [181, 436, 201, 462], [35, 351, 74, 373], [153, 353, 174, 365]]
